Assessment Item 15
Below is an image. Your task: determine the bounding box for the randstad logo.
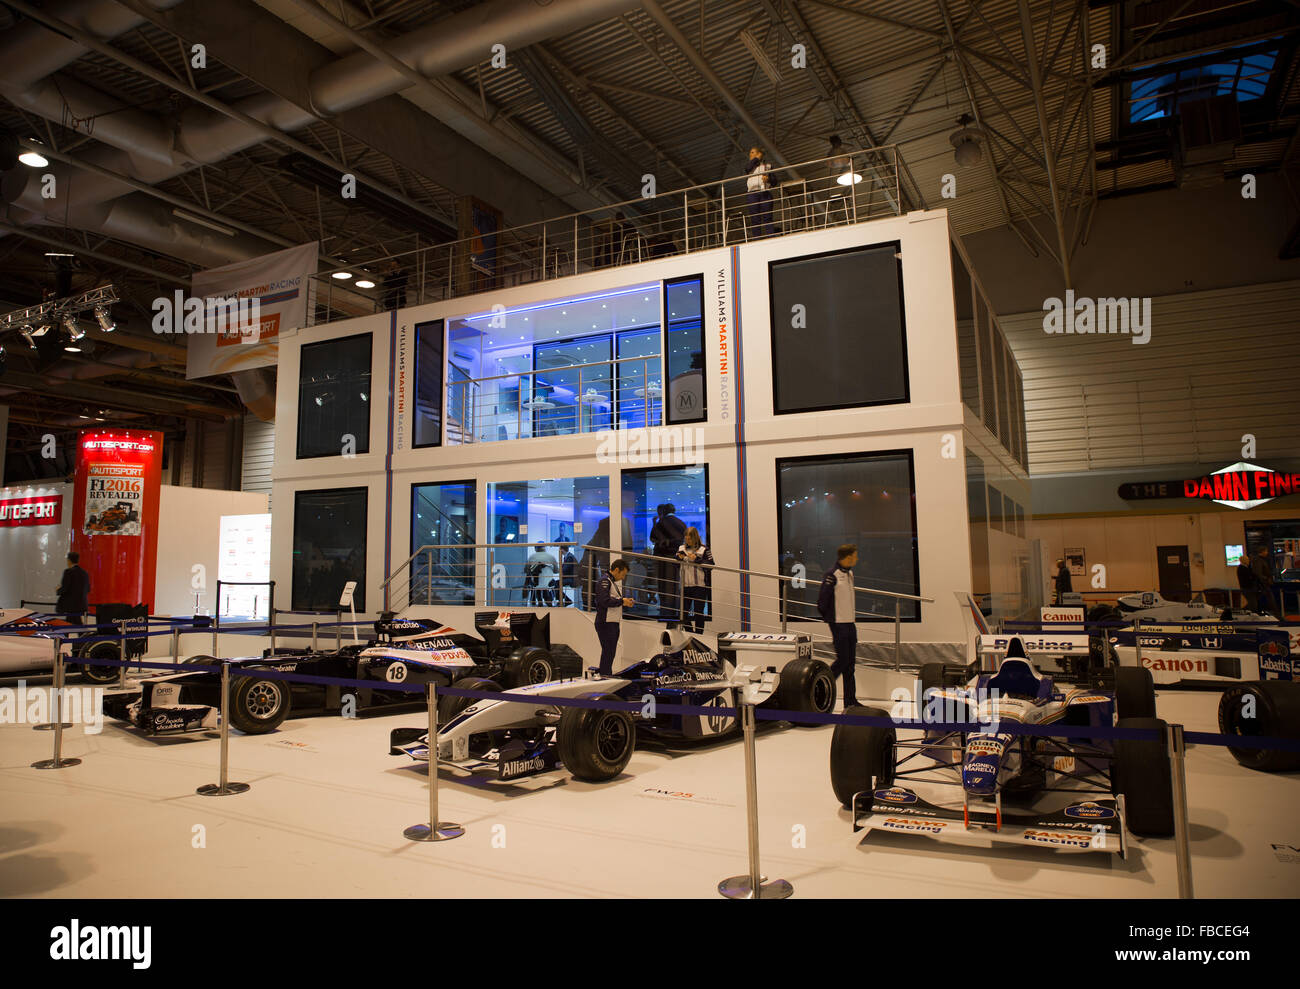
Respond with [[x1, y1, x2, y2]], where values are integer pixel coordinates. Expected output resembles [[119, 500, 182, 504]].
[[1042, 291, 1151, 345]]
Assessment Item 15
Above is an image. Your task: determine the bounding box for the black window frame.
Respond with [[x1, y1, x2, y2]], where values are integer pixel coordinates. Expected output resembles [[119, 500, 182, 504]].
[[296, 331, 374, 460], [619, 462, 713, 545], [768, 241, 911, 416], [664, 273, 706, 425], [413, 319, 445, 449], [291, 485, 369, 613], [774, 448, 922, 623]]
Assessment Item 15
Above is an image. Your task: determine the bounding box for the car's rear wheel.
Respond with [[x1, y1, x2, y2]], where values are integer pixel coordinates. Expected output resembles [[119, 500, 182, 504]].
[[829, 706, 896, 810], [1114, 666, 1157, 720], [775, 657, 836, 723], [79, 641, 122, 684], [438, 677, 501, 724], [556, 692, 635, 781], [1218, 681, 1300, 772], [1112, 717, 1175, 837], [502, 646, 555, 688], [229, 676, 291, 734]]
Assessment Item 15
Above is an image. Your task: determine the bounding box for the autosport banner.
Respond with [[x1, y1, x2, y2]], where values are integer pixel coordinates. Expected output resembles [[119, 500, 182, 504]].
[[71, 430, 163, 610], [0, 493, 62, 527], [185, 242, 318, 379]]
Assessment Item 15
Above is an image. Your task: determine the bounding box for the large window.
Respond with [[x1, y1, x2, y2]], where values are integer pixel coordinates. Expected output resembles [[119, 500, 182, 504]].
[[665, 276, 705, 424], [769, 243, 909, 414], [293, 487, 367, 612], [414, 320, 444, 448], [411, 481, 475, 606], [297, 333, 372, 459], [777, 451, 920, 622], [486, 476, 610, 608], [621, 465, 710, 618]]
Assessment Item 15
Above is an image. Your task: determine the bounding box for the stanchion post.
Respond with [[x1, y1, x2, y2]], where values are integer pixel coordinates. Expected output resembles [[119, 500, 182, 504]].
[[34, 636, 72, 730], [311, 620, 318, 651], [197, 660, 250, 796], [719, 696, 791, 899], [117, 619, 128, 689], [893, 598, 902, 671], [1167, 722, 1194, 899], [404, 682, 465, 842], [336, 610, 342, 650], [171, 627, 180, 665], [33, 636, 80, 769]]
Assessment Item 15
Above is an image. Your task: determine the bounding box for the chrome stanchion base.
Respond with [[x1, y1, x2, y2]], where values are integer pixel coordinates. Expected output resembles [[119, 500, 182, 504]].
[[403, 822, 465, 842], [33, 723, 73, 731], [32, 757, 81, 769], [196, 782, 251, 796], [718, 875, 793, 900]]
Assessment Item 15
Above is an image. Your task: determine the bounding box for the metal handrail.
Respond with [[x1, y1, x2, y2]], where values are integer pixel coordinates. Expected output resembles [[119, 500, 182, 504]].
[[447, 353, 663, 389]]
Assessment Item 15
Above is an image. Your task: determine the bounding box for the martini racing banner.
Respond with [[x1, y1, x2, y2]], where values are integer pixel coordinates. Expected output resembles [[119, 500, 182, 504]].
[[185, 242, 318, 379]]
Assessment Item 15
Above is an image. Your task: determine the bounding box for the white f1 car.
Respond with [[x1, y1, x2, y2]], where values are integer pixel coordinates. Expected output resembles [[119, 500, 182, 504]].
[[391, 630, 834, 783], [830, 635, 1174, 855], [0, 606, 146, 684]]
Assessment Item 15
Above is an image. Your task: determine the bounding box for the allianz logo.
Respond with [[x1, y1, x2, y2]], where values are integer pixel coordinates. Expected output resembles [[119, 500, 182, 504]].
[[502, 756, 546, 776]]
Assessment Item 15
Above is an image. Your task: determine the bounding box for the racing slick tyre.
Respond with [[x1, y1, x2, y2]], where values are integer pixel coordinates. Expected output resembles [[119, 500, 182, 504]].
[[1086, 604, 1122, 626], [438, 677, 502, 726], [1114, 666, 1157, 720], [229, 675, 291, 734], [830, 706, 896, 810], [1217, 681, 1300, 772], [1112, 717, 1175, 837], [556, 692, 635, 782], [501, 646, 555, 688], [775, 657, 837, 724], [78, 641, 124, 684]]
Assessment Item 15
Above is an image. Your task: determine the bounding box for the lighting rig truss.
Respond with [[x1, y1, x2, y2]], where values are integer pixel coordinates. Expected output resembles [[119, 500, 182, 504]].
[[0, 283, 120, 352]]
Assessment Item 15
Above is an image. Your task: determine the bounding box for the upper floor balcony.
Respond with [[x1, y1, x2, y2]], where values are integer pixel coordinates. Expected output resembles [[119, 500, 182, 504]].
[[307, 146, 909, 319]]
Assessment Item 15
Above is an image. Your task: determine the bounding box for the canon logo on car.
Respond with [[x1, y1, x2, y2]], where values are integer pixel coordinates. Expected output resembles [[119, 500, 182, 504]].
[[1141, 656, 1208, 673]]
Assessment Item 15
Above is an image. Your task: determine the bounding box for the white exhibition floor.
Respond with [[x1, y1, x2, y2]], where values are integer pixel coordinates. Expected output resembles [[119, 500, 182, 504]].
[[1, 671, 1297, 899]]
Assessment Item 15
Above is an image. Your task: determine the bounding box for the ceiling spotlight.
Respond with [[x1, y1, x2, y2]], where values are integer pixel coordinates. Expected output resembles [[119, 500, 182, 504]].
[[19, 328, 37, 349], [331, 271, 353, 280], [31, 322, 52, 337], [63, 342, 82, 353], [62, 313, 85, 340], [93, 305, 116, 332], [836, 169, 863, 186], [949, 113, 985, 168], [355, 279, 376, 289], [19, 149, 49, 168]]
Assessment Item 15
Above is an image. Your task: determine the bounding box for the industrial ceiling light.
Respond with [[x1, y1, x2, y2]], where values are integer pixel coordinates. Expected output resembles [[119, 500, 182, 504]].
[[171, 209, 235, 236], [19, 149, 48, 167], [331, 271, 353, 280], [93, 305, 116, 332], [355, 279, 376, 289], [949, 113, 985, 168]]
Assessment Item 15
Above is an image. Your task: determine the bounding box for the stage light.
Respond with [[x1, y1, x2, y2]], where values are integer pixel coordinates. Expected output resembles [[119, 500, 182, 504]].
[[93, 306, 116, 332], [62, 314, 85, 340]]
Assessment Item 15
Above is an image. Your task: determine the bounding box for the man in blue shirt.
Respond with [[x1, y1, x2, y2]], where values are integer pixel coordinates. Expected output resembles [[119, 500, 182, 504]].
[[594, 559, 635, 675], [818, 543, 859, 705]]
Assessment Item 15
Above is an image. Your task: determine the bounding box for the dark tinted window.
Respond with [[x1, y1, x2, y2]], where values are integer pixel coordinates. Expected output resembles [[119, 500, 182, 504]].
[[665, 276, 705, 423], [297, 334, 372, 458], [293, 487, 367, 612], [414, 320, 444, 448], [769, 243, 908, 414], [777, 451, 920, 622]]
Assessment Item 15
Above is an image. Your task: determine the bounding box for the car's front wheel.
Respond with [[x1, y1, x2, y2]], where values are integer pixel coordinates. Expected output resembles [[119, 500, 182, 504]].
[[78, 642, 122, 684], [556, 693, 635, 781], [830, 706, 896, 809], [229, 676, 291, 734]]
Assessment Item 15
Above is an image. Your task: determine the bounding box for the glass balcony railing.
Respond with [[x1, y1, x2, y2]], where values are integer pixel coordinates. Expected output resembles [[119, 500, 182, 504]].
[[447, 354, 663, 445]]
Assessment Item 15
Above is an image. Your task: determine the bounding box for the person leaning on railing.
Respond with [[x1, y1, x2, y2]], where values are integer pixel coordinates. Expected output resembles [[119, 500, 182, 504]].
[[676, 527, 714, 634], [818, 543, 861, 706]]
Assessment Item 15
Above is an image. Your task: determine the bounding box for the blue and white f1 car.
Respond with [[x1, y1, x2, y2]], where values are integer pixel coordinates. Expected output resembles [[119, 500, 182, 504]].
[[830, 635, 1175, 855], [391, 630, 836, 783]]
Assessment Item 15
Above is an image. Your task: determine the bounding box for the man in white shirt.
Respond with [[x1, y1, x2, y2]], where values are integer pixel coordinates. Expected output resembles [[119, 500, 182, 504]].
[[817, 543, 860, 705]]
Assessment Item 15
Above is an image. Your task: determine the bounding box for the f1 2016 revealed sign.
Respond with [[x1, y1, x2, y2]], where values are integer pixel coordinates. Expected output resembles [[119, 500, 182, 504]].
[[0, 494, 62, 527], [1118, 462, 1300, 510]]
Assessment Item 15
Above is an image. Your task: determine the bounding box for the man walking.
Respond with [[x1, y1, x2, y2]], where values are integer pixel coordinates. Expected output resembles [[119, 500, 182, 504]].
[[1236, 549, 1259, 612], [818, 544, 860, 706], [1053, 558, 1072, 606], [1252, 546, 1280, 618], [594, 559, 635, 676], [56, 550, 90, 625]]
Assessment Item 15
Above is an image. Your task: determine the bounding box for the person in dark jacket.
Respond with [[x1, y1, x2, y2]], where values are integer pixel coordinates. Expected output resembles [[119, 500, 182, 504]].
[[560, 549, 577, 606], [1252, 547, 1280, 618], [594, 559, 634, 675], [676, 527, 714, 634], [1053, 559, 1072, 606], [649, 503, 687, 619], [1236, 551, 1259, 612], [56, 551, 90, 624], [818, 543, 859, 705]]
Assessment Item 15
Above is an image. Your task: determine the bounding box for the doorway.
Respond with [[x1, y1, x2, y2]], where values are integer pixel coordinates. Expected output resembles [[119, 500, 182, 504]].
[[1156, 544, 1191, 602]]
